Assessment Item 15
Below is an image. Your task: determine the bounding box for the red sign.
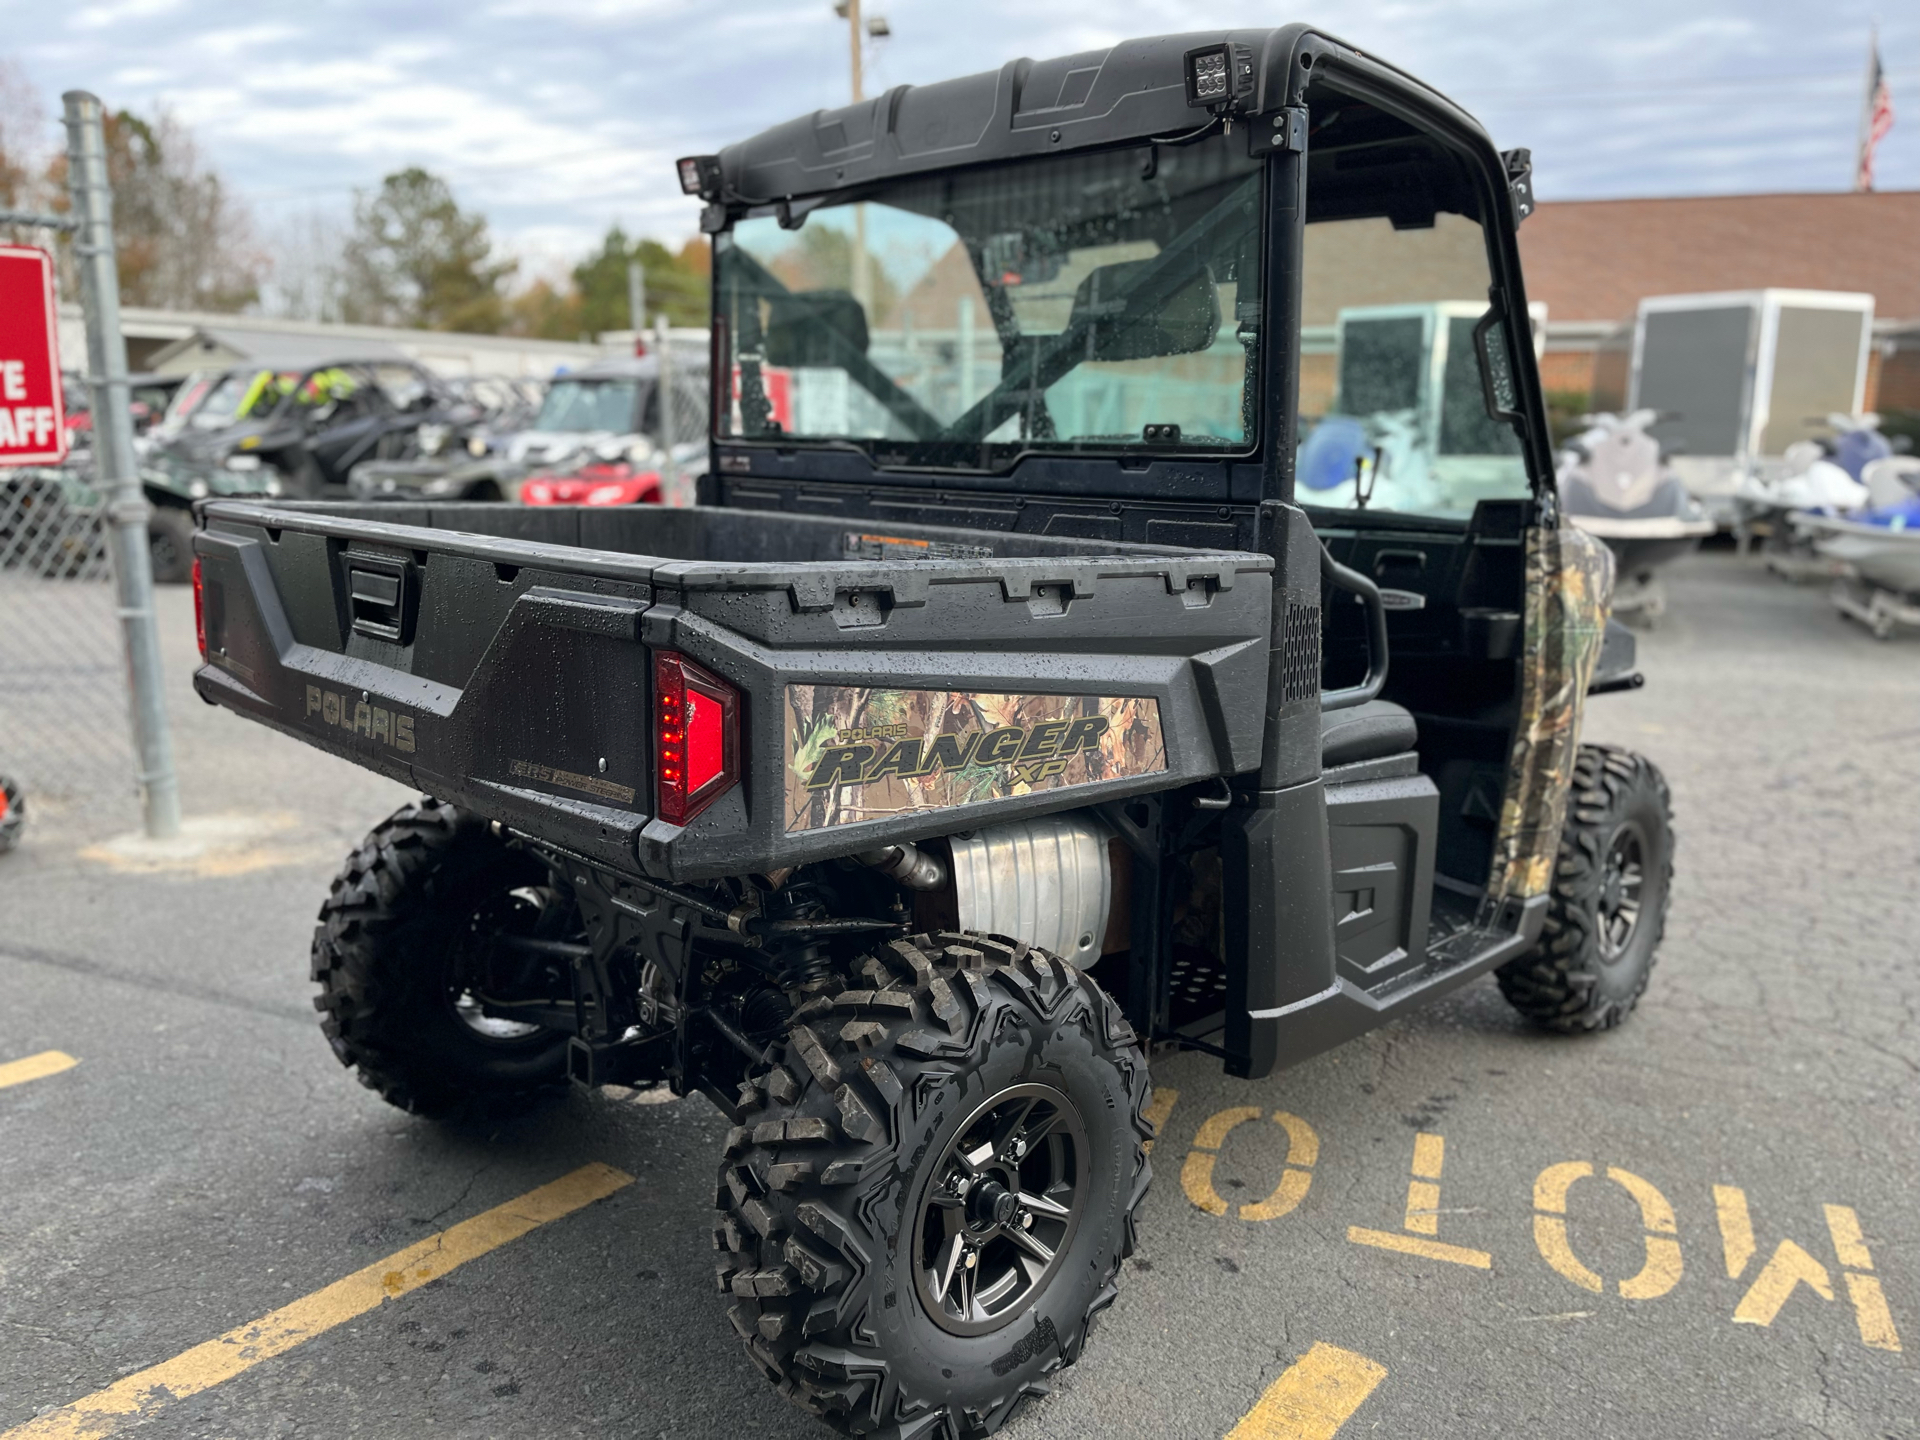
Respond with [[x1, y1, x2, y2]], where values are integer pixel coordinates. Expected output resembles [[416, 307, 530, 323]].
[[0, 245, 68, 466], [728, 363, 792, 432]]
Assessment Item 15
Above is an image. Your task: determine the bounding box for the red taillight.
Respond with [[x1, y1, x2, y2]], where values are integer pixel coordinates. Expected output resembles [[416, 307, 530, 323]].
[[192, 555, 207, 661], [654, 651, 739, 825]]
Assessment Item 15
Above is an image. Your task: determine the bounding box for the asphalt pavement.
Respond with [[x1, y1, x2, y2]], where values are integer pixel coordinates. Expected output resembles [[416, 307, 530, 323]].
[[1, 548, 1915, 1440]]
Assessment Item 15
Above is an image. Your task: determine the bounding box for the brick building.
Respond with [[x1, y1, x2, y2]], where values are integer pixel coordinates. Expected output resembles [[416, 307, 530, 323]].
[[1519, 190, 1920, 412]]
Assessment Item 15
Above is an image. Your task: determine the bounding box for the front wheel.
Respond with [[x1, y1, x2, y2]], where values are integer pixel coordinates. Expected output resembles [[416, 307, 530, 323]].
[[1497, 744, 1673, 1032], [718, 934, 1153, 1438]]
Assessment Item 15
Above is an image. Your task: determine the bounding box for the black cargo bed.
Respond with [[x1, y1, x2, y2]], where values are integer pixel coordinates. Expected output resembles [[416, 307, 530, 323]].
[[193, 501, 1275, 882]]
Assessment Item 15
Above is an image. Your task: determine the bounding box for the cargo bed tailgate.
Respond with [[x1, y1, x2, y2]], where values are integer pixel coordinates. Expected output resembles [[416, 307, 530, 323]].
[[194, 508, 659, 873]]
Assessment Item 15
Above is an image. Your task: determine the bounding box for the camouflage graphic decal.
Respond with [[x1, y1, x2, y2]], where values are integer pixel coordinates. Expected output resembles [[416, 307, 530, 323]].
[[1480, 525, 1616, 920], [784, 686, 1165, 832]]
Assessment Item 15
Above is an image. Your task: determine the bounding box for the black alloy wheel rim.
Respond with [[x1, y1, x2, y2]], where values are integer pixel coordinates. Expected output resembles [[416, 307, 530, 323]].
[[914, 1082, 1087, 1337], [1597, 821, 1647, 962], [446, 885, 566, 1042]]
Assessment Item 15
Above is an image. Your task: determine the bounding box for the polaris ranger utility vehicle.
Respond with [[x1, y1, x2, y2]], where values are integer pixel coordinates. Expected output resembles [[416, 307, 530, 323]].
[[191, 26, 1670, 1439]]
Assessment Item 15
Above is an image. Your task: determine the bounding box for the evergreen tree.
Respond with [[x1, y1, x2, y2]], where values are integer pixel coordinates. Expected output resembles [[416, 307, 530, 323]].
[[570, 225, 709, 331], [341, 168, 515, 333]]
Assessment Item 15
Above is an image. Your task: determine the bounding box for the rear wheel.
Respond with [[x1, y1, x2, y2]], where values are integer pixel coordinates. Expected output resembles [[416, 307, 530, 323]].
[[311, 799, 574, 1117], [717, 933, 1153, 1438], [1497, 744, 1673, 1032], [147, 505, 195, 584]]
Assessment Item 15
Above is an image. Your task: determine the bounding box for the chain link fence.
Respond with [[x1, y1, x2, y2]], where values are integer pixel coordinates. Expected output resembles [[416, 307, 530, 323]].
[[1, 329, 716, 828], [652, 326, 711, 507], [0, 457, 139, 823]]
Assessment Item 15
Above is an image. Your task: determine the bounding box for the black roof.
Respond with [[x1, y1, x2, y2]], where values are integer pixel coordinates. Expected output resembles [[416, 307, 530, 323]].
[[715, 26, 1477, 210]]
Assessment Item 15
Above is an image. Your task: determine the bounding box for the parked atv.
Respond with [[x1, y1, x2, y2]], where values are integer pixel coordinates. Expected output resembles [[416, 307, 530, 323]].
[[0, 446, 277, 585], [0, 774, 23, 854], [352, 355, 707, 505], [191, 26, 1671, 1439], [348, 376, 549, 503], [151, 360, 475, 503]]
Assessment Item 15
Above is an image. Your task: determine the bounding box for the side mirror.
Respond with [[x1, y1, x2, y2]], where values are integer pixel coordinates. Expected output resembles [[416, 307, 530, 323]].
[[1068, 258, 1219, 363], [764, 290, 870, 367]]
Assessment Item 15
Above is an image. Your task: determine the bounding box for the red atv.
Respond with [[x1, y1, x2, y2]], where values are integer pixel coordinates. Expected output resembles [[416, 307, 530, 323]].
[[519, 459, 662, 508], [0, 774, 24, 854]]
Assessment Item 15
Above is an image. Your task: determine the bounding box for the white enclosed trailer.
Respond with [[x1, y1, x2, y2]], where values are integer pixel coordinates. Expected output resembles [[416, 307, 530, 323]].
[[1628, 289, 1875, 523]]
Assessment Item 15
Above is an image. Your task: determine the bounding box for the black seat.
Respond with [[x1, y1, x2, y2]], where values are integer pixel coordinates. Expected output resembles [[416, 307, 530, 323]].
[[1321, 699, 1419, 767]]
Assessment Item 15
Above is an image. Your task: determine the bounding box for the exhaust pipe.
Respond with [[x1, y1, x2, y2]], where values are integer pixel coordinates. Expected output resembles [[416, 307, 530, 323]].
[[859, 841, 947, 891]]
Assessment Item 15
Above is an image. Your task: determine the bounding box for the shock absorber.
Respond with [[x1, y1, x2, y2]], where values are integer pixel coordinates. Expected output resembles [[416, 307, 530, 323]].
[[764, 879, 837, 992]]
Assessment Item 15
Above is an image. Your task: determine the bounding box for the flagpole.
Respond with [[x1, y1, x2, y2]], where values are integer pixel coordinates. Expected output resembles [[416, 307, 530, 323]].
[[1854, 21, 1877, 192]]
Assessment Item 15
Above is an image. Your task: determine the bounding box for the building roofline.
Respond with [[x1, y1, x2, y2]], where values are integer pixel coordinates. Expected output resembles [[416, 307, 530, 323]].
[[1532, 188, 1920, 208]]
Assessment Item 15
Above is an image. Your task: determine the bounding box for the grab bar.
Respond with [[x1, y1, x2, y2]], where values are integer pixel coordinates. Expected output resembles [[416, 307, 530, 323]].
[[1318, 545, 1389, 712]]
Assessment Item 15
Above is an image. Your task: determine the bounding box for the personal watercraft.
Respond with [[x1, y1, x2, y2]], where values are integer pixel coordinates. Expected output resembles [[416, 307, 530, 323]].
[[1558, 410, 1712, 620]]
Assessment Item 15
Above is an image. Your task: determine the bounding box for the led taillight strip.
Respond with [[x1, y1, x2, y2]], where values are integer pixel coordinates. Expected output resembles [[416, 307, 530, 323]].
[[653, 650, 740, 825]]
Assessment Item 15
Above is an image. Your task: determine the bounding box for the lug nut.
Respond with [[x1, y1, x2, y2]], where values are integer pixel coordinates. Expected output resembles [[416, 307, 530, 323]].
[[1021, 1212, 1033, 1229], [965, 1250, 977, 1268]]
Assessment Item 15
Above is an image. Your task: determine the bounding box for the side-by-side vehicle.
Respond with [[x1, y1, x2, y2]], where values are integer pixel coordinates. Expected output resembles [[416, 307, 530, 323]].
[[191, 27, 1671, 1438]]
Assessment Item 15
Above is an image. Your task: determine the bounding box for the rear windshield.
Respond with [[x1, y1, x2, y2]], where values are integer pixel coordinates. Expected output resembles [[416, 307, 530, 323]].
[[714, 128, 1264, 472]]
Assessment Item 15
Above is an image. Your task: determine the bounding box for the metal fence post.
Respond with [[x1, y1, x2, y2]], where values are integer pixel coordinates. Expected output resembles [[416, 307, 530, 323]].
[[62, 90, 181, 840], [654, 314, 685, 506]]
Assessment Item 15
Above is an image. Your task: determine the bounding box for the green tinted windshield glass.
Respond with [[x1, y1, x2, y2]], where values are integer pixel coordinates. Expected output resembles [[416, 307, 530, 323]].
[[714, 130, 1263, 470]]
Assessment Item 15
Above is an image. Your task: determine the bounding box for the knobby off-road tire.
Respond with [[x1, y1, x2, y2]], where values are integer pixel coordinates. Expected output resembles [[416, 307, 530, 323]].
[[311, 799, 572, 1117], [1497, 744, 1673, 1032], [146, 505, 195, 585], [717, 933, 1153, 1439]]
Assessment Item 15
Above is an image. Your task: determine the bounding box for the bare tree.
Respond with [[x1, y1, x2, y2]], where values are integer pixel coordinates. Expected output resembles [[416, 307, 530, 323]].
[[105, 111, 266, 311], [0, 60, 53, 241], [39, 105, 266, 313], [258, 204, 352, 322]]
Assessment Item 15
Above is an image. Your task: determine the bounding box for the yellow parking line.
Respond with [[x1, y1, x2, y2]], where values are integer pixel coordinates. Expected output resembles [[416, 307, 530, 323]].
[[3, 1162, 633, 1440], [0, 1051, 77, 1089], [1225, 1342, 1388, 1439]]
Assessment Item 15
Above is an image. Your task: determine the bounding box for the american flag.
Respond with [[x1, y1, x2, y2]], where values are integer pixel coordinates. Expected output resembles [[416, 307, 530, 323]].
[[1855, 37, 1895, 192]]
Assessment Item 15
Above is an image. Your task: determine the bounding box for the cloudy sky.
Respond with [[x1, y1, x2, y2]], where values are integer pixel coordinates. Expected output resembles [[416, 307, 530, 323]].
[[9, 0, 1918, 272]]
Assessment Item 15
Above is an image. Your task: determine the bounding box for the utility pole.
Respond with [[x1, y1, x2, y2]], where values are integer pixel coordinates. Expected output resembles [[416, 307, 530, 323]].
[[845, 0, 863, 106], [833, 0, 889, 313], [63, 91, 181, 841], [627, 258, 647, 349]]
